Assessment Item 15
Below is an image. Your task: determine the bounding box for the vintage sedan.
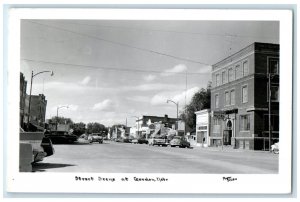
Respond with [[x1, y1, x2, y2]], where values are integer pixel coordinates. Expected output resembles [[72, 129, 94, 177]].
[[170, 136, 191, 148], [271, 142, 279, 154]]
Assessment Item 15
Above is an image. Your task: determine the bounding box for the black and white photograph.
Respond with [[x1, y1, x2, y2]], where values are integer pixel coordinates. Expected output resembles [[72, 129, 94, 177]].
[[5, 8, 293, 194]]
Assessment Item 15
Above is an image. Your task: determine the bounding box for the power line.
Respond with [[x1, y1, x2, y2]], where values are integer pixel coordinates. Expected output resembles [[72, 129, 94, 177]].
[[21, 58, 211, 75], [49, 20, 279, 40], [26, 20, 211, 66]]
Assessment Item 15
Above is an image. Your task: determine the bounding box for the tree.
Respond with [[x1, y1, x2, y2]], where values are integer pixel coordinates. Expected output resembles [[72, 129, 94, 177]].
[[49, 116, 73, 125], [71, 122, 86, 137], [86, 122, 107, 134], [180, 86, 211, 131]]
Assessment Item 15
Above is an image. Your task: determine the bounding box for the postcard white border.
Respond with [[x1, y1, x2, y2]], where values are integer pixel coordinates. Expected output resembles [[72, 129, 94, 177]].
[[5, 8, 292, 194]]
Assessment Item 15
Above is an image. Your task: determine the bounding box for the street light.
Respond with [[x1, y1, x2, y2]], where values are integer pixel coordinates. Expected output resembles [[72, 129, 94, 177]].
[[56, 105, 69, 132], [167, 99, 179, 129], [27, 70, 54, 129]]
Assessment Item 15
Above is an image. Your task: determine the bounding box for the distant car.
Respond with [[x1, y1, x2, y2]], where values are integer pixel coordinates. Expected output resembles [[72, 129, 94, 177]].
[[148, 137, 168, 146], [137, 138, 148, 144], [89, 134, 104, 144], [170, 136, 190, 148], [131, 139, 138, 144], [271, 142, 279, 154]]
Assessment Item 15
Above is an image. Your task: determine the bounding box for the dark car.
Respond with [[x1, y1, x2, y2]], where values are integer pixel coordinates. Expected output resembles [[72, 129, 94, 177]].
[[45, 131, 78, 144], [170, 136, 190, 148], [41, 137, 55, 157]]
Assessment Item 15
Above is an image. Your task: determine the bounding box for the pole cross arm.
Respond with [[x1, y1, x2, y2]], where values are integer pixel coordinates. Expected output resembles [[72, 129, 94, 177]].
[[33, 70, 54, 78]]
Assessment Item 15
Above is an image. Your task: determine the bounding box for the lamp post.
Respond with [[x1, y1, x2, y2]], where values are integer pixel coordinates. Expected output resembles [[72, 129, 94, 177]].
[[132, 116, 140, 139], [56, 105, 69, 132], [167, 99, 179, 129], [27, 70, 54, 130]]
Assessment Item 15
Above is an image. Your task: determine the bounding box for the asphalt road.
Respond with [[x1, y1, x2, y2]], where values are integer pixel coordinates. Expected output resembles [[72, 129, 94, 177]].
[[33, 141, 279, 173]]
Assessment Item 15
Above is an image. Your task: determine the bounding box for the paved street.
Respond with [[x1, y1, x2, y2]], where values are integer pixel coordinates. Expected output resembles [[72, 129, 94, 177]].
[[33, 141, 279, 173]]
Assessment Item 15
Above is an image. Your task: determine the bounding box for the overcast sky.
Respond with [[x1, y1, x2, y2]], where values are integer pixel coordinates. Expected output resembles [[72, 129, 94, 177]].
[[20, 20, 279, 127]]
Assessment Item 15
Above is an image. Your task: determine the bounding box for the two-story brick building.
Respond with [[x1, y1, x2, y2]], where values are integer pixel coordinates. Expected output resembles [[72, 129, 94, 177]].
[[210, 42, 279, 150]]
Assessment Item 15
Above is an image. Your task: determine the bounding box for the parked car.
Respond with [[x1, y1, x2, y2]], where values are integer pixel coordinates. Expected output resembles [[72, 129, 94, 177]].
[[138, 138, 148, 144], [89, 133, 104, 144], [40, 137, 55, 157], [170, 136, 191, 148], [45, 131, 78, 144], [271, 142, 279, 154], [148, 137, 168, 146]]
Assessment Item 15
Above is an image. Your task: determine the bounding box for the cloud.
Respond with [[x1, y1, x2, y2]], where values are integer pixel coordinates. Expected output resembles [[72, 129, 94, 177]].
[[172, 87, 200, 104], [67, 104, 79, 111], [150, 86, 200, 106], [197, 65, 212, 74], [80, 76, 91, 85], [161, 64, 187, 76], [121, 83, 177, 92], [92, 99, 117, 111], [143, 74, 156, 82], [126, 96, 150, 103], [150, 94, 168, 106]]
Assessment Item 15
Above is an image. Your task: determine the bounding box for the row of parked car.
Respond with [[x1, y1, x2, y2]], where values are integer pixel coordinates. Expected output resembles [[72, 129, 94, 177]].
[[114, 136, 191, 148]]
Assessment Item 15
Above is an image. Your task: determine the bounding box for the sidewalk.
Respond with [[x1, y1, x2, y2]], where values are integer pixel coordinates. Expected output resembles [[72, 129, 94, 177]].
[[191, 145, 272, 153]]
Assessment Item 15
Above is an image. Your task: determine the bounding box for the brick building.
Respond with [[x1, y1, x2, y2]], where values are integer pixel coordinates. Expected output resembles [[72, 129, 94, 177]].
[[20, 73, 27, 129], [25, 94, 48, 130], [210, 42, 279, 150]]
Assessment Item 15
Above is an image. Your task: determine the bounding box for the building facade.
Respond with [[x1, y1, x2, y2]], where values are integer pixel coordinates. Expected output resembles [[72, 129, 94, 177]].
[[210, 42, 279, 150], [195, 109, 211, 147], [20, 73, 27, 129], [135, 115, 177, 139], [25, 94, 48, 129]]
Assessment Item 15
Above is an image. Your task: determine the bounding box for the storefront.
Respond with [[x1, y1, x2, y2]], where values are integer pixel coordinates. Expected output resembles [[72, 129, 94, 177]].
[[195, 109, 211, 147]]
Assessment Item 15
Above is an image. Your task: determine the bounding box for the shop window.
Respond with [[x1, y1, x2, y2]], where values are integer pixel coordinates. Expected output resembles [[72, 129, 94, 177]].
[[240, 115, 250, 131]]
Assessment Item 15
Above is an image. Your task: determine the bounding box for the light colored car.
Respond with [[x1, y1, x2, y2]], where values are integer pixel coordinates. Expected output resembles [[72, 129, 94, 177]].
[[271, 142, 279, 154], [148, 137, 168, 146], [89, 134, 104, 144], [170, 136, 191, 148]]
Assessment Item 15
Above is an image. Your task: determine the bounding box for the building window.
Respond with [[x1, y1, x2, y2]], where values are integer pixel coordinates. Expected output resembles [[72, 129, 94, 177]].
[[215, 94, 219, 108], [269, 58, 279, 74], [230, 89, 235, 105], [268, 84, 279, 102], [263, 114, 279, 131], [243, 60, 249, 76], [242, 85, 248, 103], [222, 71, 227, 84], [216, 74, 220, 86], [240, 115, 250, 131], [228, 68, 235, 82], [235, 64, 242, 79], [225, 91, 230, 106]]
